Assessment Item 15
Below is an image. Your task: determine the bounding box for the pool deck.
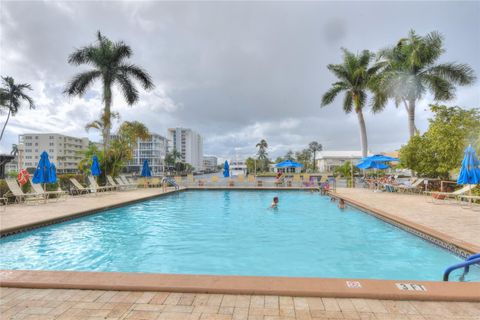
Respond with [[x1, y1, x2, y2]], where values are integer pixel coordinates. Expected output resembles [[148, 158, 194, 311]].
[[332, 188, 480, 254], [1, 187, 480, 305], [2, 287, 479, 320]]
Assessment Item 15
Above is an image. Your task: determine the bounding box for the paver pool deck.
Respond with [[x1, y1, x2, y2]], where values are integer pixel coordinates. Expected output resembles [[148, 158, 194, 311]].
[[2, 287, 480, 320], [1, 187, 480, 308]]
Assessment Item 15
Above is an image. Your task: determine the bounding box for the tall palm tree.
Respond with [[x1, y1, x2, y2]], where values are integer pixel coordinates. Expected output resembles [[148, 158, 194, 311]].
[[256, 139, 269, 171], [376, 30, 476, 138], [65, 31, 154, 154], [321, 49, 382, 157], [0, 76, 35, 141], [308, 141, 322, 171]]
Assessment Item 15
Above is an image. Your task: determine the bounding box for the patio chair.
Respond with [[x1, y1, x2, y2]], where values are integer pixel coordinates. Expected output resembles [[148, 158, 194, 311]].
[[106, 175, 125, 191], [69, 178, 91, 196], [4, 179, 44, 204], [150, 177, 162, 187], [29, 178, 67, 201], [87, 175, 114, 193], [395, 178, 424, 194], [426, 184, 475, 204], [119, 175, 138, 189]]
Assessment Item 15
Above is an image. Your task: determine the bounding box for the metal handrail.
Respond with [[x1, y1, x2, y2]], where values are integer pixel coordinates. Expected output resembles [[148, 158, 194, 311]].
[[443, 256, 480, 281]]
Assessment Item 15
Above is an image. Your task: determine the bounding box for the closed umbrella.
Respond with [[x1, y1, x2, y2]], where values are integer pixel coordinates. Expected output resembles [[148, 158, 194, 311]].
[[91, 155, 102, 176], [457, 145, 480, 186], [32, 151, 51, 185], [141, 159, 152, 177], [48, 163, 58, 184], [223, 160, 230, 178]]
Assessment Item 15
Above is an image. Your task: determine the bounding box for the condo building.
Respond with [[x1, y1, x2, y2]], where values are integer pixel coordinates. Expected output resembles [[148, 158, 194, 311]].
[[18, 133, 89, 173], [167, 128, 204, 170], [125, 133, 169, 176]]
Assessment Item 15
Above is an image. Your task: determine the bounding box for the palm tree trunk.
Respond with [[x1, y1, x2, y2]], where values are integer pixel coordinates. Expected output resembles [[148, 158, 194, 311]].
[[312, 151, 316, 171], [102, 84, 112, 176], [356, 109, 368, 158], [407, 100, 416, 138], [0, 107, 12, 142]]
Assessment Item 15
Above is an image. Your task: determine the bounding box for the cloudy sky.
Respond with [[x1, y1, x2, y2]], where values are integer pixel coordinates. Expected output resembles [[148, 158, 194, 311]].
[[1, 1, 479, 160]]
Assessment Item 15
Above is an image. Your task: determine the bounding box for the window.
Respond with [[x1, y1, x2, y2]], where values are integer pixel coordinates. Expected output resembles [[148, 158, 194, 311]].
[[49, 142, 54, 146], [35, 143, 38, 146], [49, 149, 54, 153], [35, 136, 38, 139], [25, 143, 32, 146], [49, 136, 54, 139], [25, 149, 32, 153]]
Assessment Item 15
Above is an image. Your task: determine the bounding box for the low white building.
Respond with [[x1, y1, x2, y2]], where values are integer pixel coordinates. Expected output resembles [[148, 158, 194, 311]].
[[316, 151, 371, 173]]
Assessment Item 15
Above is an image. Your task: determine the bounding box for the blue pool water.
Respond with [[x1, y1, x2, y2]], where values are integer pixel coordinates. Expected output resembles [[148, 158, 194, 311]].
[[1, 190, 478, 281]]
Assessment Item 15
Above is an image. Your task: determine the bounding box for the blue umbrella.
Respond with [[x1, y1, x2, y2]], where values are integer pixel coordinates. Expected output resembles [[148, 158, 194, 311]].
[[275, 160, 304, 168], [32, 151, 51, 184], [141, 159, 152, 177], [223, 160, 230, 178], [91, 155, 102, 176], [356, 159, 389, 170], [457, 145, 480, 185], [48, 163, 58, 184], [362, 154, 399, 162]]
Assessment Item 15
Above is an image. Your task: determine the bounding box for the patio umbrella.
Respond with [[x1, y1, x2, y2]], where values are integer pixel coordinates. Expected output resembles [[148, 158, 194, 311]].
[[356, 159, 389, 170], [141, 159, 152, 177], [457, 145, 480, 185], [32, 151, 51, 185], [91, 155, 102, 177], [223, 160, 230, 178], [361, 154, 399, 162], [275, 160, 304, 168], [48, 163, 58, 184]]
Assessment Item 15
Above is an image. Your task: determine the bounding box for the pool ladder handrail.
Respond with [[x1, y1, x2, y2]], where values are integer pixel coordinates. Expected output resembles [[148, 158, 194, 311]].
[[443, 253, 480, 281]]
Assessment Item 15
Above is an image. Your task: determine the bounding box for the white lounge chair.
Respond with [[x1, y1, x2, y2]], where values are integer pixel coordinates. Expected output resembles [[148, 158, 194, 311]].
[[69, 178, 91, 196], [87, 176, 114, 193], [4, 179, 43, 204], [395, 178, 424, 194], [107, 175, 126, 191], [29, 178, 67, 202], [426, 184, 475, 204], [119, 175, 138, 189]]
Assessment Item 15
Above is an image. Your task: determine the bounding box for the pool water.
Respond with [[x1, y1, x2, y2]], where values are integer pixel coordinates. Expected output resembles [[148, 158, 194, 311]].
[[1, 190, 478, 281]]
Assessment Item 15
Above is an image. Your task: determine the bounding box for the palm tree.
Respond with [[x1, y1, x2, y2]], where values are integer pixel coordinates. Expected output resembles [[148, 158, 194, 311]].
[[321, 49, 382, 157], [308, 141, 322, 171], [376, 30, 476, 138], [256, 139, 268, 171], [0, 76, 35, 142], [65, 31, 154, 154]]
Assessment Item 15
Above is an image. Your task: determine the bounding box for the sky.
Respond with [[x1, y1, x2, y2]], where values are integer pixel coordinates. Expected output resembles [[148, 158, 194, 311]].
[[1, 1, 479, 161]]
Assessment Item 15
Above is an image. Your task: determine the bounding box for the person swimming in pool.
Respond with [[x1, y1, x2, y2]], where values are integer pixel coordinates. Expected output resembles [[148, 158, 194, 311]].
[[271, 196, 279, 208], [338, 199, 345, 209]]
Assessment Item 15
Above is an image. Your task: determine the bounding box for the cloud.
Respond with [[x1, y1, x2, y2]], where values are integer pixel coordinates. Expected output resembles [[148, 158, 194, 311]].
[[1, 1, 479, 158]]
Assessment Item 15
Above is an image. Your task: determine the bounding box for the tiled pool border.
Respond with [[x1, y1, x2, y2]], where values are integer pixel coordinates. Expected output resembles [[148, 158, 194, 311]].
[[1, 187, 479, 301]]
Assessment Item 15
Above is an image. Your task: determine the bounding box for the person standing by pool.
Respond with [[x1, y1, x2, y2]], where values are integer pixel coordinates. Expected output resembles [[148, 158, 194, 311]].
[[271, 196, 279, 208], [338, 199, 345, 209]]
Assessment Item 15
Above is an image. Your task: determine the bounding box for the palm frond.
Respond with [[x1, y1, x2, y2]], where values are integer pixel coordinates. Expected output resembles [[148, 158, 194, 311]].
[[116, 73, 139, 105], [426, 63, 476, 85], [118, 64, 154, 90], [422, 74, 455, 100], [342, 91, 353, 113], [112, 42, 132, 63], [64, 70, 101, 96], [321, 83, 345, 107]]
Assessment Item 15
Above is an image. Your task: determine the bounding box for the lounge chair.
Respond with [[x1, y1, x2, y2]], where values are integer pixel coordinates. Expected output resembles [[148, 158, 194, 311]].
[[4, 179, 44, 204], [426, 185, 475, 204], [87, 175, 114, 193], [69, 178, 91, 195], [106, 175, 125, 191], [118, 175, 137, 189], [29, 178, 67, 201], [395, 178, 424, 194]]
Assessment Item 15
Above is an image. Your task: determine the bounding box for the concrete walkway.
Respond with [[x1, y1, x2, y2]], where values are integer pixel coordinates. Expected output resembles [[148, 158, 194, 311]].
[[1, 287, 480, 320], [334, 188, 480, 249], [0, 188, 182, 235]]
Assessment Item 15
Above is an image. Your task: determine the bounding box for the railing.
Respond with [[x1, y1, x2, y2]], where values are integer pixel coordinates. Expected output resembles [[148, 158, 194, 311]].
[[443, 253, 480, 281]]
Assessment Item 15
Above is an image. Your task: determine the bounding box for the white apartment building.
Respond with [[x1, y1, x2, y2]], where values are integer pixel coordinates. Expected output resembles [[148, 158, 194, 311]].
[[315, 151, 371, 173], [203, 156, 218, 172], [167, 128, 204, 170], [18, 133, 89, 173], [125, 133, 168, 176]]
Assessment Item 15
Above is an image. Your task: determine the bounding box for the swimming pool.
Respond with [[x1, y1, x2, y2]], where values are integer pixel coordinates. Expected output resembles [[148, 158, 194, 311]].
[[1, 190, 478, 281]]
